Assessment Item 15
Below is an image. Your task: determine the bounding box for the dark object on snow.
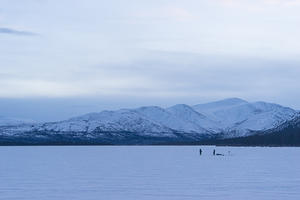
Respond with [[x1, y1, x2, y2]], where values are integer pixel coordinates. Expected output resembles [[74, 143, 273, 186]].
[[213, 149, 216, 156], [199, 148, 202, 155], [216, 153, 224, 156]]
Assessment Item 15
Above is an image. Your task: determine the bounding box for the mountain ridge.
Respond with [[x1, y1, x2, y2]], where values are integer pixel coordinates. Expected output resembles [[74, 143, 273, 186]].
[[0, 98, 299, 145]]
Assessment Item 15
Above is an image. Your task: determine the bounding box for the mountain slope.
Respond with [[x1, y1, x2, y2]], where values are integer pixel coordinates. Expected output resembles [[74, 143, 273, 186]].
[[166, 104, 221, 133], [193, 99, 297, 137], [35, 109, 177, 137], [210, 114, 300, 146], [135, 106, 211, 134]]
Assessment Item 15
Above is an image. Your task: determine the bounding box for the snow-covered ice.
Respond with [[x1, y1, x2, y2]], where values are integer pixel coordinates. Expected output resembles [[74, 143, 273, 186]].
[[1, 146, 300, 200]]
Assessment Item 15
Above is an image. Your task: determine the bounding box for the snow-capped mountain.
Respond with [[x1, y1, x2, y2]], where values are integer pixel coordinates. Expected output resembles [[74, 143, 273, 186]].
[[267, 112, 300, 133], [193, 98, 297, 137], [36, 109, 176, 137], [213, 113, 300, 146], [0, 98, 299, 145]]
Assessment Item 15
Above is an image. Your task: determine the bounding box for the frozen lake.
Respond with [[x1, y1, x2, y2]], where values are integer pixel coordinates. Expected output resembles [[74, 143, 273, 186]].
[[1, 146, 300, 200]]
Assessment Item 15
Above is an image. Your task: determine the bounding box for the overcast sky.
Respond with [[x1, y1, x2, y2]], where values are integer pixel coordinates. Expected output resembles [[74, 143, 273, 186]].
[[1, 0, 300, 121]]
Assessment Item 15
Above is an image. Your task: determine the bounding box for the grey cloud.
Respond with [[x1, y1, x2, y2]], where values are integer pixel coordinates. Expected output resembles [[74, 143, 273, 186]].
[[0, 27, 36, 36]]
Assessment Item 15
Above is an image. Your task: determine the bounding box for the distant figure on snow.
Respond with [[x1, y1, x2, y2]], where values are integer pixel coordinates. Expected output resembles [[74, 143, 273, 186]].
[[199, 148, 202, 155], [213, 149, 216, 156]]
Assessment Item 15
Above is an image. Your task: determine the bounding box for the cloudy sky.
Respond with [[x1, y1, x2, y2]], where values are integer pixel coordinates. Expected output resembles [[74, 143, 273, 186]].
[[1, 0, 300, 121]]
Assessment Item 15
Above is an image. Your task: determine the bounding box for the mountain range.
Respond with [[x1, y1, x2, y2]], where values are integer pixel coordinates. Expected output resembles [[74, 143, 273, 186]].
[[0, 98, 299, 145]]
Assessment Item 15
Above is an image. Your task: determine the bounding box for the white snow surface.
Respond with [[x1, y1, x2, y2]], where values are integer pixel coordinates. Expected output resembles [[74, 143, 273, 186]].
[[135, 106, 210, 134], [1, 146, 300, 200], [193, 98, 297, 137], [36, 109, 175, 137], [166, 104, 221, 133], [1, 98, 298, 138]]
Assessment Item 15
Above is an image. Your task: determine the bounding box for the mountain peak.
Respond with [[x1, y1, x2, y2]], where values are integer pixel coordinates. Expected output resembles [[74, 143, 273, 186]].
[[167, 104, 205, 117], [168, 104, 193, 110], [212, 98, 248, 105], [193, 98, 248, 112]]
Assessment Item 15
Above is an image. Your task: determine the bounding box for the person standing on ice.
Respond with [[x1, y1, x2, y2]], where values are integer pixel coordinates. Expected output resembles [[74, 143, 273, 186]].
[[213, 149, 216, 156], [199, 148, 202, 155]]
